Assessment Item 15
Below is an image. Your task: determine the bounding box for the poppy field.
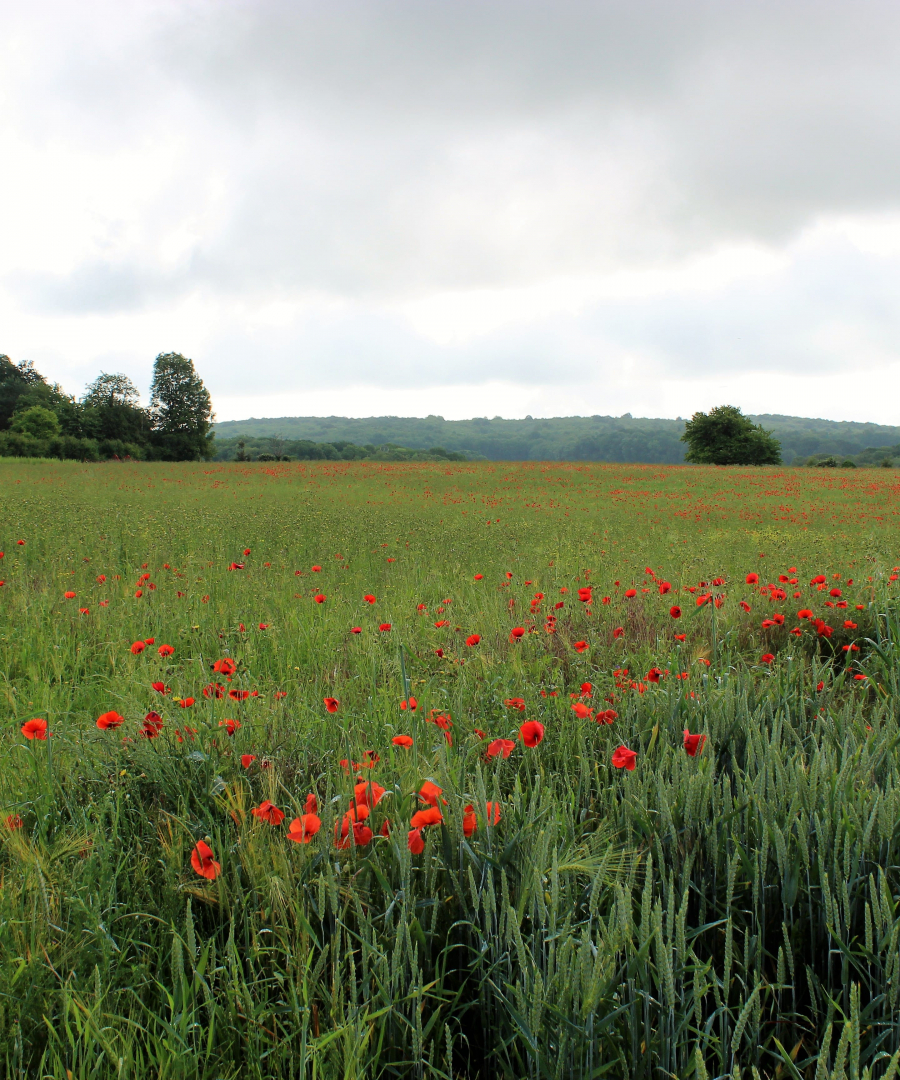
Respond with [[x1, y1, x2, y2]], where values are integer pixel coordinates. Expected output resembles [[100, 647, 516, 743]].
[[2, 458, 900, 1080]]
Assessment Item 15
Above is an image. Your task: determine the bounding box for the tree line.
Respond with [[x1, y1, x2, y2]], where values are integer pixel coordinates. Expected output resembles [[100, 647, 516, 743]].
[[0, 353, 214, 461]]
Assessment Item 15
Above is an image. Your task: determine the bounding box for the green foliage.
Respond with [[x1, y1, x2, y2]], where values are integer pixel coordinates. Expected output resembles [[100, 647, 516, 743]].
[[9, 405, 61, 439], [0, 460, 899, 1076], [149, 353, 215, 461], [682, 405, 782, 465]]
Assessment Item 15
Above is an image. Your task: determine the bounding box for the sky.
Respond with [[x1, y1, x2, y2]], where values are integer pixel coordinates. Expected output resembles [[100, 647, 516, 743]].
[[2, 0, 900, 424]]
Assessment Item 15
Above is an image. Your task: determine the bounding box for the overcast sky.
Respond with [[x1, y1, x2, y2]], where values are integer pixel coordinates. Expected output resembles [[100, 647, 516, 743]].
[[3, 0, 900, 423]]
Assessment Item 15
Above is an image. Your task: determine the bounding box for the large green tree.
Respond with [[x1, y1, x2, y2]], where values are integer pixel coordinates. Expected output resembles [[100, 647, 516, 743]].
[[149, 352, 215, 460], [0, 355, 45, 428], [681, 405, 782, 465], [81, 372, 151, 447]]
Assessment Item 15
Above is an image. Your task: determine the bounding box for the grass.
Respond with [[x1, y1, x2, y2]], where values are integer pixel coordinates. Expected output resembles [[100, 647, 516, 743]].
[[0, 458, 899, 1079]]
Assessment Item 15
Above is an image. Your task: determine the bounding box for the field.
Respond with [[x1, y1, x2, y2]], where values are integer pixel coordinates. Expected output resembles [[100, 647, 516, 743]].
[[2, 458, 900, 1080]]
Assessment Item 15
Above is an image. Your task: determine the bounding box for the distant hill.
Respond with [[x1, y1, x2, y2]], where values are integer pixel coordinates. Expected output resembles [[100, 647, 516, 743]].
[[213, 413, 900, 465]]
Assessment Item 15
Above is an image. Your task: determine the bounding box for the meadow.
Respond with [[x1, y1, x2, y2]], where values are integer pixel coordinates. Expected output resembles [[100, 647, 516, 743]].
[[1, 458, 900, 1080]]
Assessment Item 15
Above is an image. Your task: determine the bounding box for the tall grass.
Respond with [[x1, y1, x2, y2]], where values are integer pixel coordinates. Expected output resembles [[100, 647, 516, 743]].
[[0, 459, 899, 1078]]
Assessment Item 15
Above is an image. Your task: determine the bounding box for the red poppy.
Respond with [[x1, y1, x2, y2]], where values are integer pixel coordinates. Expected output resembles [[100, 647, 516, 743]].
[[219, 719, 240, 735], [151, 681, 169, 694], [520, 720, 544, 747], [241, 754, 256, 768], [190, 840, 221, 880], [141, 712, 164, 738], [597, 709, 617, 724], [158, 644, 174, 657], [411, 806, 443, 828], [212, 658, 236, 675], [228, 690, 249, 701], [746, 573, 759, 584], [178, 697, 195, 708], [323, 697, 340, 713], [22, 718, 49, 740], [408, 827, 425, 854], [419, 780, 445, 806], [504, 698, 526, 711], [674, 633, 686, 641], [683, 730, 706, 757], [64, 590, 76, 599], [350, 626, 362, 634], [5, 815, 23, 830], [485, 801, 501, 826], [613, 627, 624, 639], [798, 608, 813, 619], [130, 641, 146, 655], [670, 606, 681, 619], [243, 548, 251, 556], [400, 697, 418, 711], [364, 594, 376, 604], [577, 587, 592, 602], [251, 801, 285, 825], [379, 623, 392, 631], [474, 573, 484, 580], [571, 702, 592, 719], [580, 682, 592, 694], [228, 563, 244, 571], [760, 653, 775, 664], [509, 627, 525, 641], [392, 734, 414, 747], [96, 574, 106, 583], [611, 745, 637, 771], [462, 804, 478, 837], [96, 711, 124, 730], [354, 780, 387, 808], [465, 634, 481, 646], [739, 601, 751, 613], [843, 620, 858, 629], [16, 539, 24, 545], [203, 682, 226, 699], [311, 565, 321, 572], [573, 640, 589, 653], [646, 668, 663, 683], [314, 594, 326, 604], [487, 738, 515, 759], [624, 588, 637, 598]]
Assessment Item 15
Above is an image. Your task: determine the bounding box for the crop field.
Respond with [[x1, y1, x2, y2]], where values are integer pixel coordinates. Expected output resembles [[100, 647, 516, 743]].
[[2, 458, 900, 1080]]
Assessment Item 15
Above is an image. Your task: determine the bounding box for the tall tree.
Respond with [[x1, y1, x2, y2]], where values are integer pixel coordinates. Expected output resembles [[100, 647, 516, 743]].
[[149, 353, 215, 460], [81, 372, 150, 446], [0, 355, 46, 428], [681, 405, 781, 466]]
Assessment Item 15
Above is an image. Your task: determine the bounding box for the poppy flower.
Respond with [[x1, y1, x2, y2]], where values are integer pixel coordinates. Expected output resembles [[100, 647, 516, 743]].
[[16, 540, 24, 545], [96, 574, 106, 583], [350, 627, 362, 634], [251, 800, 285, 825], [314, 594, 326, 604], [573, 640, 589, 653], [577, 587, 592, 602], [670, 606, 681, 619], [611, 745, 637, 771], [411, 806, 443, 828], [311, 565, 321, 572], [408, 827, 425, 854], [646, 668, 663, 683], [520, 720, 544, 747], [624, 588, 637, 599], [5, 815, 23, 830], [64, 590, 76, 599], [158, 644, 174, 657], [130, 641, 146, 655], [190, 840, 221, 880], [613, 627, 624, 639], [379, 623, 392, 632], [203, 682, 226, 699], [597, 709, 617, 724], [228, 563, 244, 571], [212, 658, 236, 675], [571, 702, 592, 719], [462, 805, 478, 837], [219, 719, 240, 735], [274, 690, 286, 698], [465, 634, 481, 646], [487, 738, 515, 759], [419, 780, 445, 806], [434, 619, 449, 628], [760, 653, 775, 664], [674, 633, 687, 641], [474, 573, 483, 580], [354, 780, 387, 808], [435, 648, 444, 657], [683, 730, 706, 756], [510, 627, 525, 641], [400, 697, 418, 711], [746, 573, 759, 585], [798, 609, 813, 619], [141, 712, 163, 738], [241, 754, 256, 768], [504, 697, 526, 711], [228, 690, 249, 702], [323, 697, 340, 713], [392, 734, 413, 747], [580, 682, 592, 694], [843, 620, 858, 629], [364, 594, 376, 603], [179, 697, 196, 708], [739, 601, 751, 613], [243, 548, 251, 556], [22, 718, 49, 740], [485, 801, 501, 826], [151, 681, 169, 694], [96, 711, 124, 730]]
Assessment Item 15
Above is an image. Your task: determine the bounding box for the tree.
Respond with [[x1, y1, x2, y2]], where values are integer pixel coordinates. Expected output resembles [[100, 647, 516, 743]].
[[10, 405, 62, 439], [0, 355, 46, 428], [81, 373, 151, 446], [681, 405, 781, 466], [148, 353, 215, 460]]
